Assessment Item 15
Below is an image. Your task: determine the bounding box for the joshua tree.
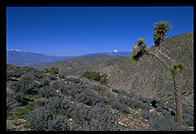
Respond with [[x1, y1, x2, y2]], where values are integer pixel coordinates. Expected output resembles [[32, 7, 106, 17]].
[[137, 38, 145, 47], [130, 38, 147, 61], [168, 63, 186, 125], [154, 21, 172, 47], [130, 21, 186, 125]]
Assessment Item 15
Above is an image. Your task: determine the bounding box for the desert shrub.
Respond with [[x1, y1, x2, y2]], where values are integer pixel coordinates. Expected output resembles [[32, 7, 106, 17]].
[[50, 80, 65, 90], [61, 83, 77, 94], [30, 70, 43, 79], [46, 96, 65, 115], [166, 104, 193, 126], [156, 106, 171, 116], [182, 106, 194, 126], [21, 69, 43, 80], [66, 85, 86, 97], [75, 89, 106, 106], [49, 67, 59, 74], [147, 114, 187, 131], [7, 70, 21, 80], [38, 87, 58, 98], [9, 81, 22, 93], [68, 104, 91, 126], [21, 72, 36, 81], [27, 107, 53, 130], [117, 95, 151, 111], [48, 74, 57, 80], [86, 103, 120, 131], [92, 84, 105, 93], [40, 78, 51, 87], [137, 96, 154, 104], [166, 103, 193, 126], [47, 115, 70, 131], [46, 97, 92, 127], [35, 99, 48, 107], [41, 96, 120, 131], [61, 83, 106, 106], [82, 70, 108, 85], [111, 88, 121, 94], [66, 77, 81, 84], [140, 110, 151, 120], [9, 76, 38, 95], [99, 73, 108, 85], [6, 87, 21, 112], [8, 83, 24, 104], [110, 99, 130, 114]]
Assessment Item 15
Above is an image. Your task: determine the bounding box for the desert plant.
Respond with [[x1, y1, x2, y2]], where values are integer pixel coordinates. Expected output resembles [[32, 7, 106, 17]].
[[130, 21, 187, 125], [147, 114, 186, 131], [130, 38, 148, 61], [87, 103, 121, 131], [153, 21, 172, 47], [48, 74, 57, 80], [82, 70, 108, 85], [110, 99, 130, 114], [49, 67, 59, 74], [47, 115, 70, 131], [38, 87, 58, 98], [7, 70, 21, 80], [6, 87, 21, 112], [27, 107, 53, 130], [168, 62, 186, 125]]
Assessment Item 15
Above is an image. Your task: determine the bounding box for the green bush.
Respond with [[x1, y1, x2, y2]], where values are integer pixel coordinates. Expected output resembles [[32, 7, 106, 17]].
[[82, 70, 108, 85], [49, 67, 59, 74]]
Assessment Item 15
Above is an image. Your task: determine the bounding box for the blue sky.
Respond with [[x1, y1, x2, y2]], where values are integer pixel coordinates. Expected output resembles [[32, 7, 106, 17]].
[[7, 6, 193, 56]]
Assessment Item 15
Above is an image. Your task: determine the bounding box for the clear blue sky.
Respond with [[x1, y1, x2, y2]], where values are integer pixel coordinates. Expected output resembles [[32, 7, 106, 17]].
[[7, 6, 193, 56]]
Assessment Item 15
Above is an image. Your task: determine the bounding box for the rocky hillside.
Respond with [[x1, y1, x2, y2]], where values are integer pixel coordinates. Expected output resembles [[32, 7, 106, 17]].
[[6, 65, 194, 131], [37, 55, 111, 73], [46, 32, 193, 107]]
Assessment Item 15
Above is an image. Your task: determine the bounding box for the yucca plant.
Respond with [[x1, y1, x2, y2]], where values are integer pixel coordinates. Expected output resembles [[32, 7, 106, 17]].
[[154, 21, 172, 47], [137, 38, 145, 47], [130, 38, 148, 61], [168, 62, 186, 125]]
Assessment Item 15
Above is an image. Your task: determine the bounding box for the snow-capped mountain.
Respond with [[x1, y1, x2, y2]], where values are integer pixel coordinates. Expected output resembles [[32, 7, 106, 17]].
[[112, 49, 119, 53], [7, 49, 130, 66], [82, 50, 130, 57]]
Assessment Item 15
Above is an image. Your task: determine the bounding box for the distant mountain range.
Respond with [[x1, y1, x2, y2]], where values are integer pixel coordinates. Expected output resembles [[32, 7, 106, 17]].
[[81, 50, 130, 57], [7, 49, 130, 66], [7, 50, 74, 66]]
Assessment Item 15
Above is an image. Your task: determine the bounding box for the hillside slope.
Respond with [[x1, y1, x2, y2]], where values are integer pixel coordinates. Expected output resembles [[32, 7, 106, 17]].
[[61, 32, 193, 106], [7, 65, 193, 131], [37, 55, 111, 73]]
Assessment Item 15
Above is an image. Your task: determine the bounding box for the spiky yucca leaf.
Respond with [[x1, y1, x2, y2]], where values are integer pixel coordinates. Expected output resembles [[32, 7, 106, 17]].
[[130, 52, 137, 61], [137, 38, 145, 47], [173, 63, 186, 71], [168, 70, 177, 77], [153, 21, 172, 46], [154, 21, 172, 33]]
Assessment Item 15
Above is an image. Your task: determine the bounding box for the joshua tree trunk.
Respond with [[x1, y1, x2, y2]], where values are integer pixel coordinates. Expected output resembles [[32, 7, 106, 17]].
[[146, 50, 184, 125], [173, 76, 183, 125]]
